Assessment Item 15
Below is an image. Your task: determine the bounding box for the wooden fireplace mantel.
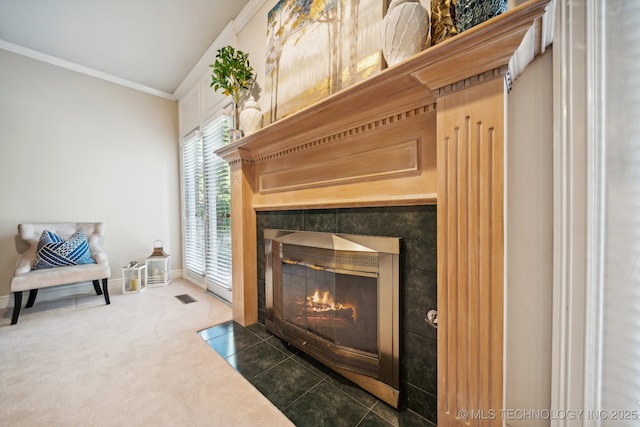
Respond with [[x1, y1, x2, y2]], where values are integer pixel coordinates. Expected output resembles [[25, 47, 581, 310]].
[[216, 0, 553, 166], [216, 1, 554, 425]]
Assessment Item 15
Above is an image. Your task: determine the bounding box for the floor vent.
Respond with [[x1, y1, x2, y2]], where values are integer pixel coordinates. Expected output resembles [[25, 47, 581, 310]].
[[175, 294, 197, 304]]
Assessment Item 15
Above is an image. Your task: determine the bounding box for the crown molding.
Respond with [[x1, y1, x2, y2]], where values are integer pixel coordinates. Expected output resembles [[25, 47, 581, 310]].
[[0, 39, 176, 101]]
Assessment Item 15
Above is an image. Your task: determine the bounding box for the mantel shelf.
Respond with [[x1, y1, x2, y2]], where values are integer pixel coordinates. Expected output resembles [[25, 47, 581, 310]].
[[217, 0, 554, 163]]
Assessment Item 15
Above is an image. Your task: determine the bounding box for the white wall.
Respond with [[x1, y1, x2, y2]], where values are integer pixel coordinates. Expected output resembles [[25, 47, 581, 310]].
[[506, 49, 553, 425], [0, 49, 180, 305], [600, 0, 640, 414], [176, 0, 277, 136]]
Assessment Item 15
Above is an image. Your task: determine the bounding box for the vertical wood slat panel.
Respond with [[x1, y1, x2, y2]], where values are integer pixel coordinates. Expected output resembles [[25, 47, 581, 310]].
[[457, 119, 470, 411], [479, 123, 493, 421], [437, 78, 505, 427], [467, 119, 481, 421]]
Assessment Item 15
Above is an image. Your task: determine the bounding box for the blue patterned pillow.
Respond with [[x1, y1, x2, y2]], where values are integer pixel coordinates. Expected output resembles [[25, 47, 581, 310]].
[[34, 229, 95, 269]]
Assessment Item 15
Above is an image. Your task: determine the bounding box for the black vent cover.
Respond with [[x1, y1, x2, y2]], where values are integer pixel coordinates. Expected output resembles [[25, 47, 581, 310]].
[[175, 294, 197, 304]]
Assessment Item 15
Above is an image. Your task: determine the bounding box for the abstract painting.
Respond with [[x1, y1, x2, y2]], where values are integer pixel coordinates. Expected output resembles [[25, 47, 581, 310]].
[[265, 0, 385, 124]]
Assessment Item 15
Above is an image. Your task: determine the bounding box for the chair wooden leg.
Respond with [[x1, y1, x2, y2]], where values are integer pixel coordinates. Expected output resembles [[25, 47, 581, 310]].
[[11, 291, 22, 325], [92, 280, 103, 295], [102, 278, 110, 305], [25, 289, 38, 308]]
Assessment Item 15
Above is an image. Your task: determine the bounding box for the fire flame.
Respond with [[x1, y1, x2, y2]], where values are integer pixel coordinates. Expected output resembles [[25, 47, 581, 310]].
[[309, 289, 334, 308], [306, 288, 356, 319]]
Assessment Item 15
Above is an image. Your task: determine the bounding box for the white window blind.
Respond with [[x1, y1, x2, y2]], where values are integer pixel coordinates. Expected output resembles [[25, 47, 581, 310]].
[[202, 116, 233, 293], [181, 132, 206, 275], [180, 114, 232, 301]]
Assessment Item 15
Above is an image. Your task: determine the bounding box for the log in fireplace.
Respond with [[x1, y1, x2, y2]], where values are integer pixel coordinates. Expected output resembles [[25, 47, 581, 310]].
[[264, 229, 401, 408]]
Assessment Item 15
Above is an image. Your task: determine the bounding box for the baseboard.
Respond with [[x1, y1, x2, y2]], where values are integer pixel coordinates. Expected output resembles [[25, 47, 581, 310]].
[[0, 269, 184, 309]]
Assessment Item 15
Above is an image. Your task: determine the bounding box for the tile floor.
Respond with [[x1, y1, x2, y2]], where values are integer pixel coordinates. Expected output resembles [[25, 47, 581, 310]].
[[198, 321, 435, 427]]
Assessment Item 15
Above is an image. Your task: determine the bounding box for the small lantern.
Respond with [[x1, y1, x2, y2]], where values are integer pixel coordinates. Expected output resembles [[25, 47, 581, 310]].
[[145, 240, 171, 287], [122, 262, 146, 294]]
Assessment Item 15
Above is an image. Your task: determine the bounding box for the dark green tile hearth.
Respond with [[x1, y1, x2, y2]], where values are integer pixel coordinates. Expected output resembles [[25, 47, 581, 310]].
[[197, 320, 233, 341], [251, 358, 323, 409], [358, 411, 396, 427], [204, 322, 261, 358], [247, 322, 272, 340], [199, 320, 434, 427], [325, 373, 379, 408], [283, 381, 370, 427], [226, 341, 288, 380]]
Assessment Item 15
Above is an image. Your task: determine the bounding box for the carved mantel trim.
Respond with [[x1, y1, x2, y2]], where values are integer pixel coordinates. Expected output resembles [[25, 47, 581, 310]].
[[250, 103, 436, 165], [431, 65, 511, 97]]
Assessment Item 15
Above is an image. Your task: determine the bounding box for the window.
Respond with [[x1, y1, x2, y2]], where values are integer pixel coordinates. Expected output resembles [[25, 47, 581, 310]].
[[180, 115, 232, 302], [181, 132, 205, 275]]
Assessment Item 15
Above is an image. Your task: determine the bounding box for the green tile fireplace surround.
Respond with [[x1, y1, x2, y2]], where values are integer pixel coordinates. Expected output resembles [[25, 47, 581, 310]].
[[256, 206, 438, 424]]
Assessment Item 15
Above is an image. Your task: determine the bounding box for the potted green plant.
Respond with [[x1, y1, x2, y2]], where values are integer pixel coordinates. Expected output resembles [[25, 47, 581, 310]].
[[210, 46, 254, 140]]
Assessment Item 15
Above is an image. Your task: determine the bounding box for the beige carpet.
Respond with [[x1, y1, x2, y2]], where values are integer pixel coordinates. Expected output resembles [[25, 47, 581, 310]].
[[0, 280, 294, 426]]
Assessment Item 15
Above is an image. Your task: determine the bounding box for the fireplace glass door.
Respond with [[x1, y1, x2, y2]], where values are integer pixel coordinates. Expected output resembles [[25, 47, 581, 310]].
[[281, 254, 378, 356]]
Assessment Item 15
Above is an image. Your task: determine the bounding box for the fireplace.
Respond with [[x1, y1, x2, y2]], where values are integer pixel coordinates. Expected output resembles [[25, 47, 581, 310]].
[[264, 228, 401, 408], [213, 3, 554, 423]]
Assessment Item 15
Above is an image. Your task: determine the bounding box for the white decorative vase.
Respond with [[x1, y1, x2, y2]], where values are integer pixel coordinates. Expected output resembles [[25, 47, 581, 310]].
[[239, 96, 263, 136], [381, 0, 431, 67]]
